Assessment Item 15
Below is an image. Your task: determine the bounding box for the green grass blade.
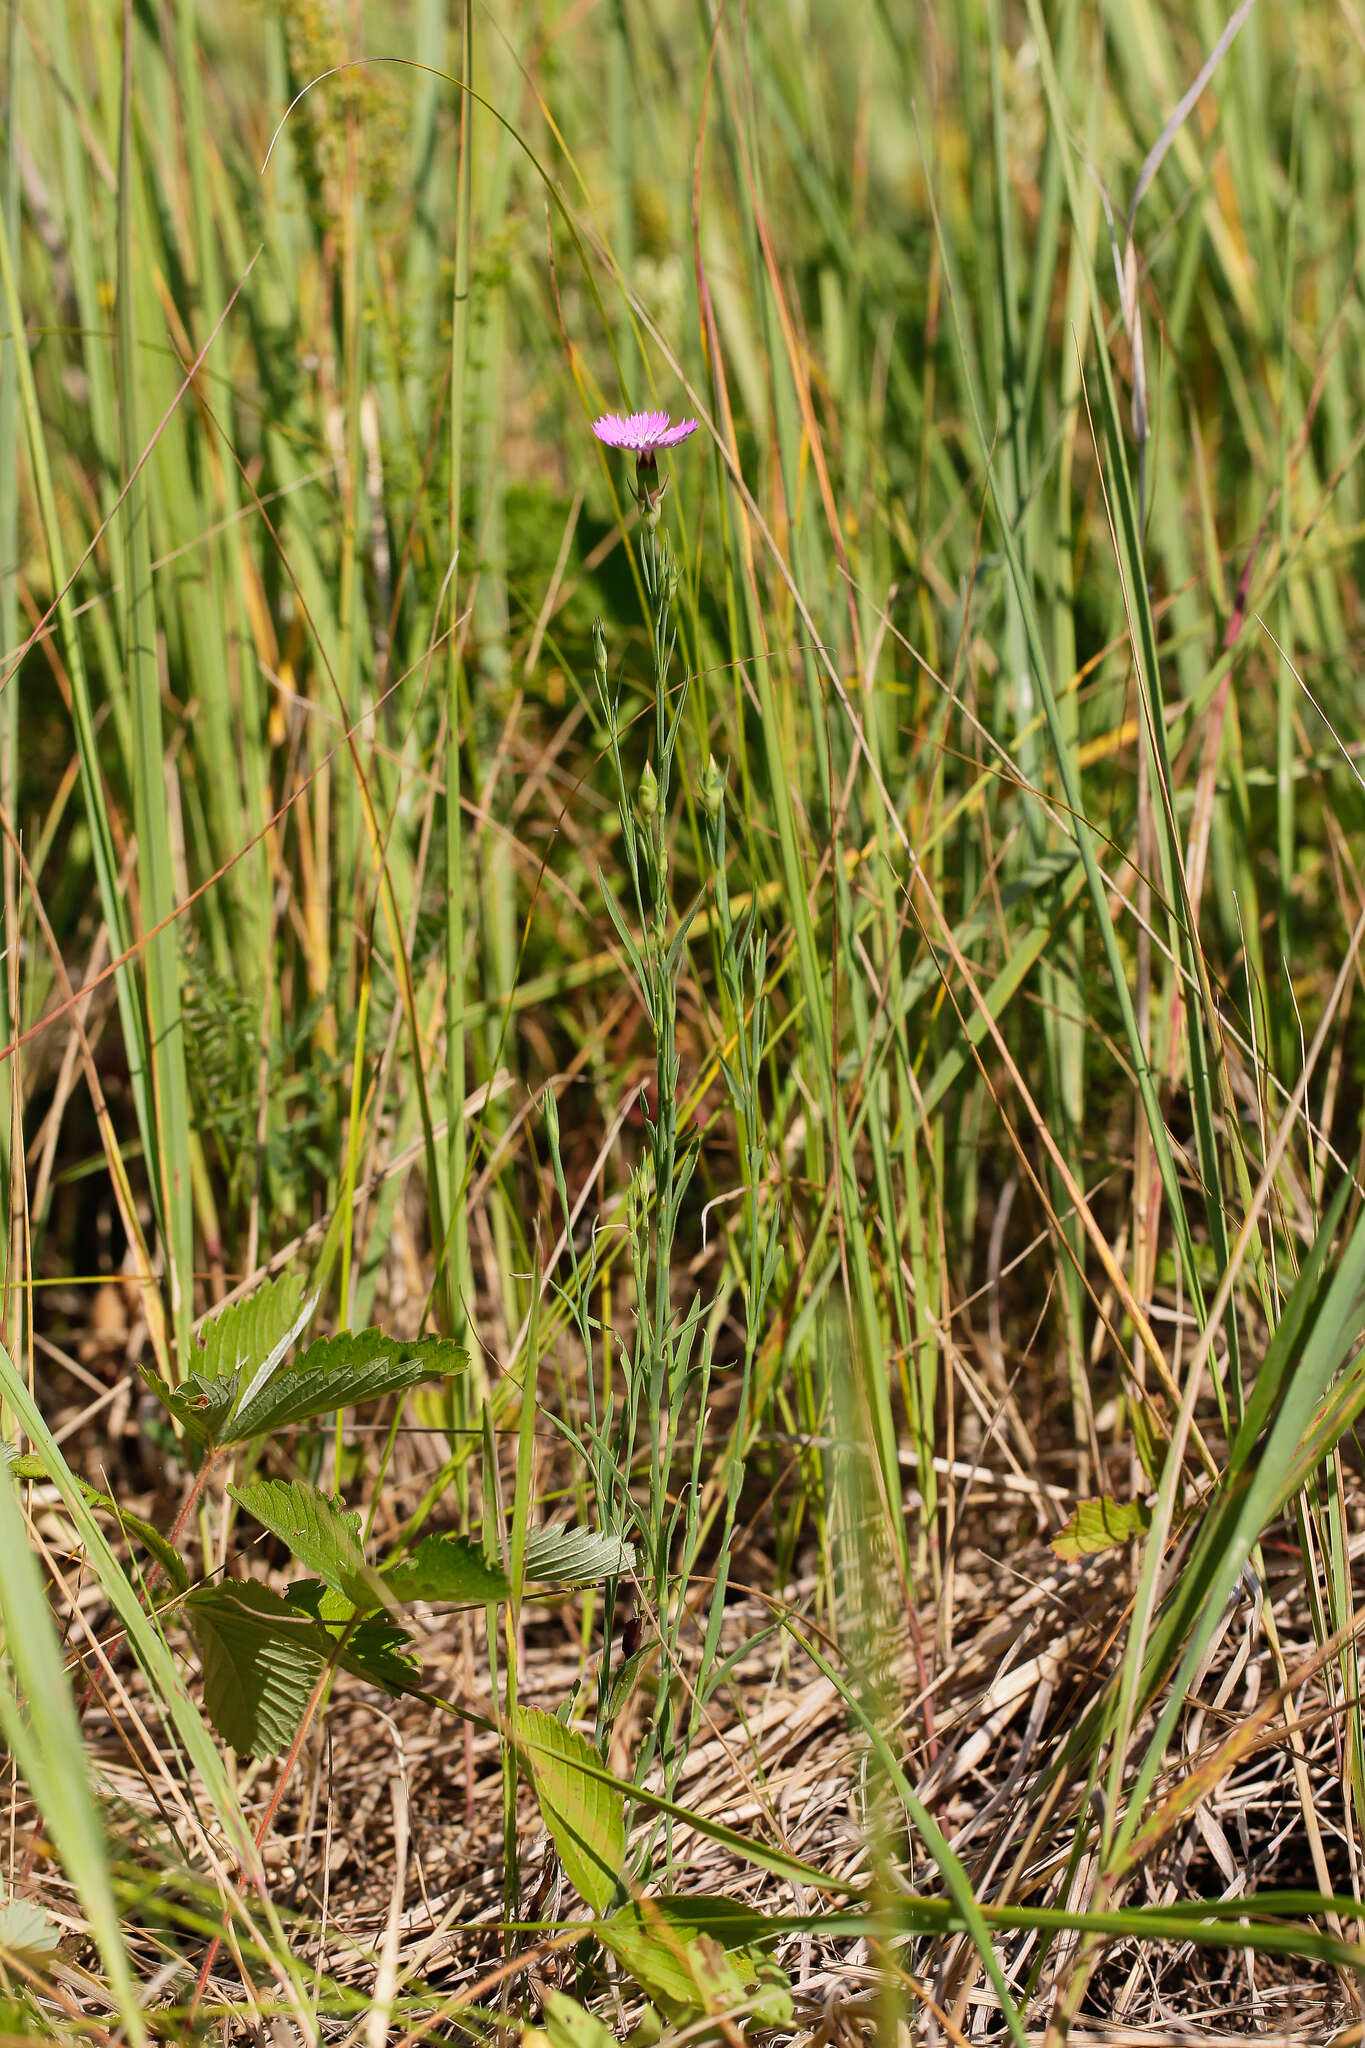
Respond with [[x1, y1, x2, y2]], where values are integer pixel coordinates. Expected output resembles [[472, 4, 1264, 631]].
[[0, 1470, 147, 2041], [116, 6, 193, 1368]]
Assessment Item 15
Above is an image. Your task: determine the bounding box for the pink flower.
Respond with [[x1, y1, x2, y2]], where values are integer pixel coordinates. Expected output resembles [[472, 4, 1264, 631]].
[[591, 409, 699, 454]]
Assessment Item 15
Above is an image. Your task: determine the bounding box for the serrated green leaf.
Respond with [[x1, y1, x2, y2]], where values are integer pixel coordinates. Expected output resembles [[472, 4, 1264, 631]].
[[1052, 1495, 1153, 1560], [287, 1576, 355, 1626], [337, 1617, 420, 1692], [140, 1365, 239, 1448], [285, 1579, 420, 1693], [0, 1896, 61, 1966], [382, 1532, 511, 1605], [142, 1273, 315, 1449], [702, 1940, 791, 2028], [194, 1270, 311, 1386], [187, 1581, 325, 1760], [602, 1902, 791, 2025], [512, 1707, 624, 1914], [534, 1990, 618, 2048], [380, 1525, 632, 1608], [651, 1893, 779, 1950], [0, 1451, 43, 1479], [522, 1526, 636, 1585], [598, 1906, 698, 2010], [107, 1501, 189, 1597], [229, 1478, 372, 1607], [226, 1330, 467, 1442]]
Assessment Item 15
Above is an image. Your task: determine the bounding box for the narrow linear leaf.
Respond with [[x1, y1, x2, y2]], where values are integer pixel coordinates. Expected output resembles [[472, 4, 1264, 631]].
[[590, 1895, 1365, 1973], [604, 1645, 651, 1724], [117, 16, 193, 1368], [0, 1476, 146, 2039], [782, 1618, 1026, 2045], [2, 1454, 187, 1595], [1228, 1174, 1352, 1476], [1110, 1180, 1365, 1868]]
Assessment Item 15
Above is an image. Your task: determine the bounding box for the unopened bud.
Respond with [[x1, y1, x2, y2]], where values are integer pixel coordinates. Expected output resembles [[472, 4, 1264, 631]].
[[635, 449, 667, 529], [637, 759, 659, 820], [701, 753, 727, 820], [591, 617, 608, 688]]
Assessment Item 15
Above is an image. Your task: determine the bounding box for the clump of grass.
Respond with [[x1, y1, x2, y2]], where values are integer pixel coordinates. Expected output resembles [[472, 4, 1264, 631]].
[[4, 2, 1365, 2041]]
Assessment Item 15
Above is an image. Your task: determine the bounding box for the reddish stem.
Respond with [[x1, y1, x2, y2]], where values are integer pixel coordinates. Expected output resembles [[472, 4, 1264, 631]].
[[188, 1639, 338, 2015]]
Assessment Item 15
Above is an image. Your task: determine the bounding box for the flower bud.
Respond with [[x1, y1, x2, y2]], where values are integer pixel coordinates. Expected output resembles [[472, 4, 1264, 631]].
[[635, 449, 667, 529], [701, 753, 727, 820], [637, 759, 659, 820]]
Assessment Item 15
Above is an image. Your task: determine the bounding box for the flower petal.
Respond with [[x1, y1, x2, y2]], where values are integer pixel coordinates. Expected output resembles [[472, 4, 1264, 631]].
[[654, 417, 699, 447], [590, 408, 699, 454]]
